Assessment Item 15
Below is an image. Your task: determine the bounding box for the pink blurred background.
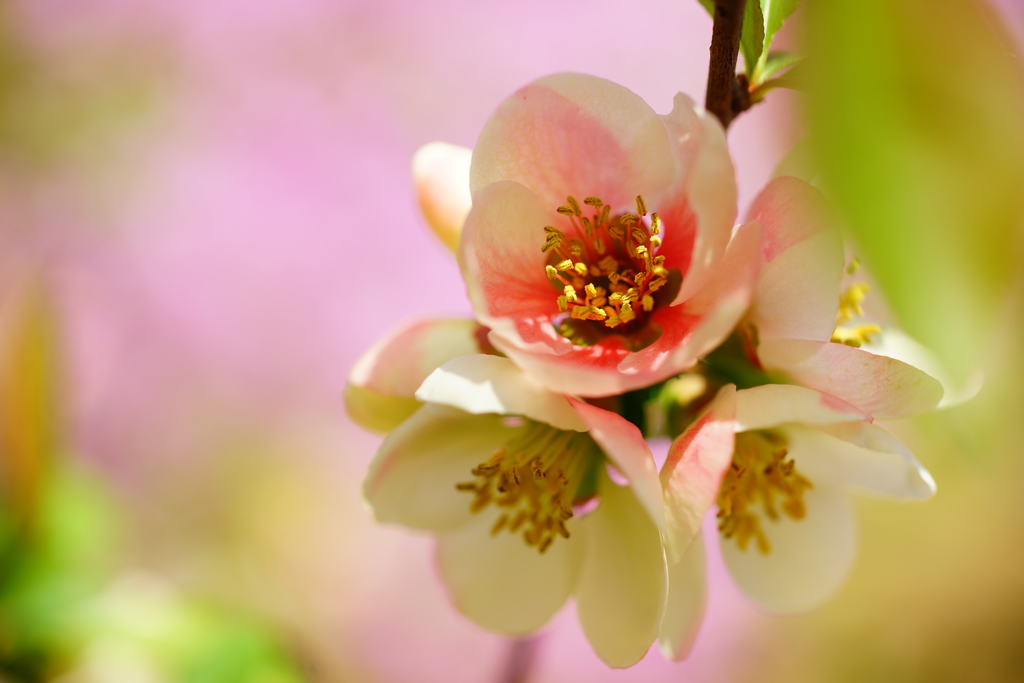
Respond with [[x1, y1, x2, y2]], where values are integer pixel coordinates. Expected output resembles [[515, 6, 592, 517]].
[[2, 0, 1023, 681]]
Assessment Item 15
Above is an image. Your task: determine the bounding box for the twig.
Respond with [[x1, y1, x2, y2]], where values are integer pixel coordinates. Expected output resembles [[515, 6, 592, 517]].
[[496, 635, 541, 683], [705, 0, 747, 129]]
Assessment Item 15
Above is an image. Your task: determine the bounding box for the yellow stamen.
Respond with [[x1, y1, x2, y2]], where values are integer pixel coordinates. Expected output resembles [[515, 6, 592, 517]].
[[457, 420, 598, 553], [716, 432, 813, 555]]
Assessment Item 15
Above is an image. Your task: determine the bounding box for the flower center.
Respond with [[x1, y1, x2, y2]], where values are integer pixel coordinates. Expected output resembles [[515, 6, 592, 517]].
[[716, 431, 813, 554], [831, 259, 881, 347], [541, 195, 681, 350], [455, 420, 601, 553]]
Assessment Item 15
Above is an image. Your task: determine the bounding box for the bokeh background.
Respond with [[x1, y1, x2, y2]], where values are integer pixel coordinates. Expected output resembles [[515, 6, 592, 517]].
[[1, 0, 1023, 681]]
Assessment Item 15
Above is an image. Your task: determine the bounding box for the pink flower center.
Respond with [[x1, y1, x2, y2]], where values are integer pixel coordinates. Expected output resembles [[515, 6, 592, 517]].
[[541, 195, 681, 350]]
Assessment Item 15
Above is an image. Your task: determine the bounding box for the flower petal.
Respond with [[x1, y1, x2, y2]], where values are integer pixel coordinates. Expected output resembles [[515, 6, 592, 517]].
[[415, 355, 586, 431], [364, 405, 515, 532], [661, 385, 737, 564], [459, 180, 572, 352], [862, 327, 983, 409], [566, 398, 664, 530], [622, 219, 762, 378], [658, 533, 707, 662], [757, 338, 944, 419], [735, 384, 870, 432], [656, 94, 738, 304], [745, 177, 845, 342], [720, 485, 856, 614], [575, 471, 668, 668], [413, 142, 473, 253], [470, 73, 675, 211], [345, 317, 483, 433], [436, 508, 581, 635], [784, 422, 936, 500]]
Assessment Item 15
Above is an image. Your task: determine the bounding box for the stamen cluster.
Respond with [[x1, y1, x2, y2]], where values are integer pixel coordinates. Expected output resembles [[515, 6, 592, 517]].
[[831, 261, 882, 347], [455, 421, 598, 553], [716, 431, 813, 554], [542, 195, 672, 337]]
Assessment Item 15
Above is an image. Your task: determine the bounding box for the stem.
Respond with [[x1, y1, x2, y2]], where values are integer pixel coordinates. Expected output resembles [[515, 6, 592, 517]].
[[496, 635, 541, 683], [704, 0, 746, 129]]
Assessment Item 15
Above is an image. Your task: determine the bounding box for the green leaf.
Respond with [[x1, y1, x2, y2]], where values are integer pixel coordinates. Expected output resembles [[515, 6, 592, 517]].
[[696, 0, 714, 17], [803, 0, 1024, 381], [760, 50, 803, 80], [754, 0, 802, 81], [740, 0, 766, 79]]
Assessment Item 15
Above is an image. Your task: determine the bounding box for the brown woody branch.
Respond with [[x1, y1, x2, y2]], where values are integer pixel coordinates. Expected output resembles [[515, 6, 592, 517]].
[[704, 0, 751, 130]]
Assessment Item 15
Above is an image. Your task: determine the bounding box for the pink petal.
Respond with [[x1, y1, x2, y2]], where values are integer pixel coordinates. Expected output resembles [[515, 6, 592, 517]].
[[345, 317, 483, 433], [745, 177, 845, 342], [567, 398, 664, 530], [757, 338, 944, 419], [470, 73, 675, 211], [655, 94, 738, 305], [660, 385, 737, 564], [412, 142, 473, 253], [735, 384, 870, 432], [459, 180, 572, 352], [415, 355, 586, 432]]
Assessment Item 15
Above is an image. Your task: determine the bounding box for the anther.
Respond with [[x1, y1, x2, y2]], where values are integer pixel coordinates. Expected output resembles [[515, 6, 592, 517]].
[[584, 196, 603, 208], [650, 213, 661, 235], [636, 195, 647, 216]]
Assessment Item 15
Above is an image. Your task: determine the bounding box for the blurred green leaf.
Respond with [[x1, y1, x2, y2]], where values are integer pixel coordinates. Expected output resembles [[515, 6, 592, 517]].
[[741, 0, 766, 79], [753, 0, 801, 82], [760, 51, 803, 80], [803, 0, 1024, 381], [696, 0, 714, 17]]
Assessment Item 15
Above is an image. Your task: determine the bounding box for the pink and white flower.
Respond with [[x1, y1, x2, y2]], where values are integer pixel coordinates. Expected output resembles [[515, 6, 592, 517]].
[[655, 176, 942, 615], [359, 351, 705, 668], [455, 73, 762, 398]]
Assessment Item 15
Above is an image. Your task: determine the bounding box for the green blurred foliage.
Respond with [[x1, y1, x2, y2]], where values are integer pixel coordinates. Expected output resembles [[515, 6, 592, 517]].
[[802, 0, 1024, 381], [0, 284, 309, 683]]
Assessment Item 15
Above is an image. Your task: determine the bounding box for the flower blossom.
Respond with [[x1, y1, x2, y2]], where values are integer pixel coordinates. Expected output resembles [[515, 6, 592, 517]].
[[658, 176, 942, 613], [348, 324, 707, 667], [453, 73, 762, 398]]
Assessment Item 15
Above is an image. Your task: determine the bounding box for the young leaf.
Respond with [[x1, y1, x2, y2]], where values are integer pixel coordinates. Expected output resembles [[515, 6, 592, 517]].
[[740, 0, 766, 79], [696, 0, 714, 17], [760, 51, 803, 80], [755, 0, 802, 80]]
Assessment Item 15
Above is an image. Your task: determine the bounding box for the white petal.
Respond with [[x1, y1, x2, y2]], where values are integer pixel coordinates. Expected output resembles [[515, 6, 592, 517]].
[[575, 472, 668, 668], [720, 486, 856, 614], [784, 422, 936, 500], [345, 317, 482, 433], [757, 337, 944, 419], [415, 355, 586, 431], [567, 398, 664, 530], [436, 508, 581, 635], [735, 384, 869, 432], [413, 142, 473, 252], [658, 534, 707, 662], [363, 405, 515, 532], [862, 327, 983, 409]]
